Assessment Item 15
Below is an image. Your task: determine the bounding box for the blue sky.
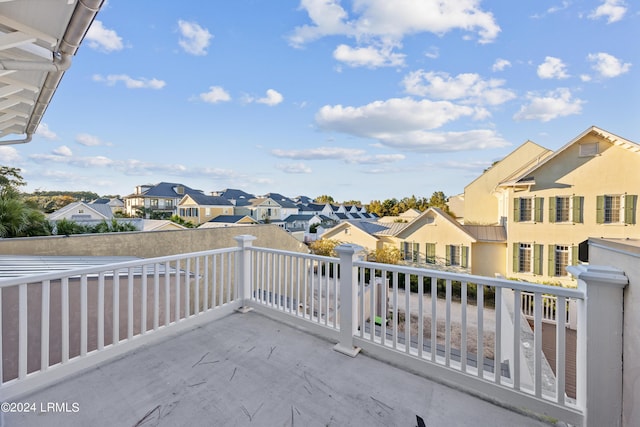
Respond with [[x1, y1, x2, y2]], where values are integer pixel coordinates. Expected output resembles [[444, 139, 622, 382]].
[[2, 0, 638, 203]]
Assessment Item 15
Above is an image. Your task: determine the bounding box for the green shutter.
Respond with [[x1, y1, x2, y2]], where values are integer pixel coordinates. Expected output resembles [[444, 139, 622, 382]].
[[548, 197, 556, 223], [461, 246, 469, 268], [572, 196, 584, 223], [625, 194, 637, 225], [596, 195, 605, 224], [445, 245, 451, 266], [413, 242, 420, 262], [548, 245, 556, 277], [571, 245, 579, 266], [513, 198, 521, 222], [534, 197, 543, 222], [534, 244, 543, 275], [399, 242, 405, 259], [512, 243, 519, 273]]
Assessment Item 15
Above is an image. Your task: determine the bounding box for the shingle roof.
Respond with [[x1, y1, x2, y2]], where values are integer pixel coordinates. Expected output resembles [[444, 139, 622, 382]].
[[185, 193, 234, 206], [143, 182, 202, 198], [208, 215, 255, 223], [284, 214, 315, 222], [218, 188, 256, 200]]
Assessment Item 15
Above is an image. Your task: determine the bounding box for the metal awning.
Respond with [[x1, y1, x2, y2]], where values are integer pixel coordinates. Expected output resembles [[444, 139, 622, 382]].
[[0, 0, 104, 145]]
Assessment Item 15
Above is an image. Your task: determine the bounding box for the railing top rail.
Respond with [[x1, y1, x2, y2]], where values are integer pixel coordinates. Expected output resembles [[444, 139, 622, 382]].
[[354, 259, 584, 299], [251, 246, 334, 263], [0, 246, 241, 288]]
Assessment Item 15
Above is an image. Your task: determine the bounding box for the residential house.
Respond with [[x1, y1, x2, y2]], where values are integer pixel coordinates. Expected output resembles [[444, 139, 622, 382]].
[[212, 188, 256, 207], [142, 220, 187, 231], [123, 182, 204, 218], [198, 215, 258, 228], [244, 197, 299, 222], [89, 197, 125, 215], [177, 193, 235, 226], [492, 126, 639, 285], [48, 201, 113, 222]]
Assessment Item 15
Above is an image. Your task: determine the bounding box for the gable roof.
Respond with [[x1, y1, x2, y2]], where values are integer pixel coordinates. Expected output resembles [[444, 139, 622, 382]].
[[395, 207, 475, 241], [499, 126, 639, 187], [48, 201, 113, 220], [217, 188, 256, 200], [142, 182, 203, 198], [142, 220, 187, 231], [207, 215, 257, 223], [0, 0, 104, 144]]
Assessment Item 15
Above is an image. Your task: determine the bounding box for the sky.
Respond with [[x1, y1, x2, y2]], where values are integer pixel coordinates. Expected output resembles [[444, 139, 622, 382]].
[[1, 0, 638, 203]]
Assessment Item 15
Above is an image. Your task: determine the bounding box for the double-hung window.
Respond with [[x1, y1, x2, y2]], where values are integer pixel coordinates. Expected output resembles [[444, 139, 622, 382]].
[[518, 243, 532, 272], [513, 243, 543, 274], [549, 195, 584, 223], [597, 194, 638, 224], [446, 245, 469, 268], [514, 197, 543, 222], [548, 244, 578, 277]]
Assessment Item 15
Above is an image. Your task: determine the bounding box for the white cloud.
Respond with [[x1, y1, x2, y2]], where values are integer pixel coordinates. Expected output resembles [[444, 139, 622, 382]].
[[424, 46, 439, 59], [257, 89, 284, 106], [402, 71, 516, 106], [93, 74, 166, 89], [547, 1, 571, 14], [0, 146, 20, 162], [271, 146, 405, 164], [313, 98, 508, 152], [333, 43, 405, 68], [86, 20, 124, 52], [200, 86, 231, 103], [35, 123, 58, 140], [514, 88, 584, 122], [76, 133, 110, 147], [29, 153, 114, 168], [587, 52, 631, 78], [290, 0, 501, 47], [537, 56, 569, 79], [276, 163, 312, 174], [589, 0, 627, 24], [52, 145, 73, 157], [177, 20, 212, 56], [492, 58, 511, 72]]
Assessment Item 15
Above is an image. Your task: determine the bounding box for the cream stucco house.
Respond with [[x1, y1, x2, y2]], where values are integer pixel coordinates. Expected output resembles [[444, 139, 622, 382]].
[[322, 126, 639, 285]]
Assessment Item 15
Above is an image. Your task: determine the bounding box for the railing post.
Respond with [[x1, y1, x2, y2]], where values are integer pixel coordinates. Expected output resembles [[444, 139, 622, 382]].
[[568, 264, 627, 427], [333, 243, 363, 357], [234, 235, 257, 313]]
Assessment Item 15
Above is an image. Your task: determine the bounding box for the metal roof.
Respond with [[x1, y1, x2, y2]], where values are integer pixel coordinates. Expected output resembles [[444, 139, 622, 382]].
[[0, 0, 104, 145], [0, 255, 139, 279]]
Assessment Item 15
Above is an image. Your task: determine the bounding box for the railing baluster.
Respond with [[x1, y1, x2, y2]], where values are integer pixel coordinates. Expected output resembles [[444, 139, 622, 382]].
[[127, 268, 134, 340], [195, 257, 200, 315], [141, 265, 147, 335], [164, 262, 170, 325], [418, 276, 424, 358], [445, 279, 451, 366], [185, 259, 191, 318], [370, 267, 376, 342], [212, 255, 217, 309], [226, 252, 231, 302], [324, 262, 330, 325], [41, 280, 50, 370], [461, 281, 467, 372], [556, 296, 567, 404], [494, 287, 502, 384], [513, 289, 521, 391], [404, 273, 410, 355], [113, 270, 119, 345], [153, 263, 159, 329], [392, 271, 398, 350], [61, 277, 69, 363], [310, 260, 315, 321], [380, 269, 387, 346], [534, 292, 543, 398], [476, 284, 484, 378], [277, 254, 282, 309], [203, 256, 209, 312], [175, 260, 181, 321], [303, 258, 309, 320], [19, 282, 28, 378], [80, 274, 88, 356], [431, 276, 437, 362], [98, 273, 105, 350]]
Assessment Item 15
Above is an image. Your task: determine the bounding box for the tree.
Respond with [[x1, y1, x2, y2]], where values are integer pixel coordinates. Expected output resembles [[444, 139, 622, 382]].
[[0, 166, 26, 198], [308, 239, 340, 257], [367, 246, 401, 265], [0, 197, 50, 238], [169, 215, 196, 228], [428, 191, 450, 213], [316, 195, 335, 204]]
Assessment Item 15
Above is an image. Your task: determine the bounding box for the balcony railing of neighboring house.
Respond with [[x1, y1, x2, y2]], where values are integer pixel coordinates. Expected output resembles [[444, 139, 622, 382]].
[[0, 236, 627, 427], [521, 291, 577, 328]]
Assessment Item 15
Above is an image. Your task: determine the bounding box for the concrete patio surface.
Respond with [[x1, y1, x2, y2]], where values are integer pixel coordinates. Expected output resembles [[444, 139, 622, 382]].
[[4, 311, 551, 427]]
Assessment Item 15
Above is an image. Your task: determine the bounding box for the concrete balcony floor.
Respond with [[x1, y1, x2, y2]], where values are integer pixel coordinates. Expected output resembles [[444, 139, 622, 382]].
[[4, 312, 551, 427]]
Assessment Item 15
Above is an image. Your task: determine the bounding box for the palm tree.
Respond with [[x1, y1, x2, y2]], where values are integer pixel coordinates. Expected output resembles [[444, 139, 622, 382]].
[[0, 197, 50, 238]]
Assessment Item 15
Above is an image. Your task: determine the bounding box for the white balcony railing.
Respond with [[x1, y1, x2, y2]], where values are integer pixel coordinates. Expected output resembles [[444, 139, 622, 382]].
[[0, 236, 628, 427]]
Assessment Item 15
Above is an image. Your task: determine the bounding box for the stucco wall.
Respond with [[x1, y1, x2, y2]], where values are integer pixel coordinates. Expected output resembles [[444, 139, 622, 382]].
[[0, 225, 308, 258]]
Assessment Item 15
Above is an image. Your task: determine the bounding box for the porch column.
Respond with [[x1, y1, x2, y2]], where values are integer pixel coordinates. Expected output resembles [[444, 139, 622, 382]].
[[333, 243, 364, 357], [567, 264, 627, 427], [234, 235, 257, 313]]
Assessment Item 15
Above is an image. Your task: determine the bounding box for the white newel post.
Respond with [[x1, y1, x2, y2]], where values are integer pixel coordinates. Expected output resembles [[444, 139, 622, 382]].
[[235, 235, 257, 313], [567, 264, 628, 427], [333, 243, 364, 357]]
